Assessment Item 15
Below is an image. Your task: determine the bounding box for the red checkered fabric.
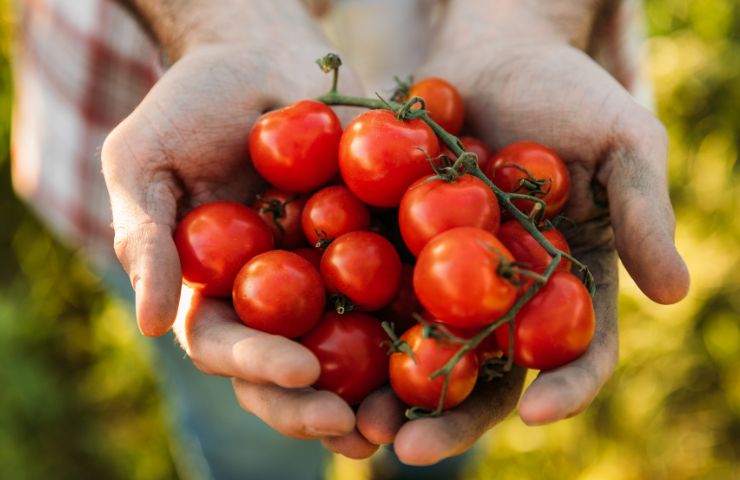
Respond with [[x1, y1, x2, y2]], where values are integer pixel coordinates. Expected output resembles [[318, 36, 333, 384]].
[[11, 0, 647, 267], [12, 0, 162, 264]]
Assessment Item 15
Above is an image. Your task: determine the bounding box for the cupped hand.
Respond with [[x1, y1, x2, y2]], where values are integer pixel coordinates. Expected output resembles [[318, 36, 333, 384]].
[[347, 6, 690, 466], [102, 15, 371, 456], [172, 285, 365, 445], [102, 38, 362, 336]]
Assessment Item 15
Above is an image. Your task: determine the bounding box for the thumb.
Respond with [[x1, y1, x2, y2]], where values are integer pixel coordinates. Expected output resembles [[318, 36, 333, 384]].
[[600, 108, 690, 304], [102, 123, 182, 336]]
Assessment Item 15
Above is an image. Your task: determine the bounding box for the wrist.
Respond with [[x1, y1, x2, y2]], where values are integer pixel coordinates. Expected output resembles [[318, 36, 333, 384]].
[[439, 0, 609, 51], [127, 0, 322, 61]]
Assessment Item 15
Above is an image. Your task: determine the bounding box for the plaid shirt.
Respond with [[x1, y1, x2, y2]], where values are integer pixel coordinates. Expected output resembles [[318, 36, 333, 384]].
[[12, 0, 647, 266]]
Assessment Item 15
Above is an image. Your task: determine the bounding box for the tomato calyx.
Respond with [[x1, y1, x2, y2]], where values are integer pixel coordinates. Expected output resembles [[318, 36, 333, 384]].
[[330, 294, 355, 315], [256, 194, 299, 235], [315, 52, 597, 416], [479, 357, 507, 382], [313, 230, 332, 249], [390, 74, 413, 103], [380, 321, 416, 360]]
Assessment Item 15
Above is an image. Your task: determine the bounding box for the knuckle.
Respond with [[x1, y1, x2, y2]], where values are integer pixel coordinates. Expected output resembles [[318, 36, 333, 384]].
[[616, 106, 668, 155], [101, 126, 131, 178]]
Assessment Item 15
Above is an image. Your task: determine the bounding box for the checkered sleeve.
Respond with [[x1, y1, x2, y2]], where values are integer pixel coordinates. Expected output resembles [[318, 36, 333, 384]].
[[11, 0, 161, 265]]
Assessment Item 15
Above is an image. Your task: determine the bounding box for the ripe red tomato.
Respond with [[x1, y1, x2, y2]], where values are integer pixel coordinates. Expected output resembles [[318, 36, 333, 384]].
[[389, 324, 478, 410], [292, 247, 323, 271], [497, 220, 572, 274], [321, 231, 402, 311], [487, 141, 571, 218], [301, 312, 389, 405], [414, 227, 518, 329], [495, 271, 595, 370], [233, 251, 325, 338], [378, 264, 420, 333], [249, 100, 342, 193], [441, 136, 491, 171], [339, 109, 438, 207], [252, 189, 306, 249], [301, 185, 371, 247], [398, 174, 501, 256], [174, 201, 274, 297], [408, 77, 464, 135]]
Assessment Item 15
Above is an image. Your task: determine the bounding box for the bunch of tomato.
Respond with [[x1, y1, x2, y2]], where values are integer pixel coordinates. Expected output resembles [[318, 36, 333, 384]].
[[174, 71, 596, 413]]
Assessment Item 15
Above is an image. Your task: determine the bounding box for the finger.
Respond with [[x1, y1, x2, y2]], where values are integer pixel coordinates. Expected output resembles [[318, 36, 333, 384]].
[[102, 123, 182, 337], [519, 247, 619, 425], [173, 287, 320, 388], [393, 367, 526, 466], [356, 387, 406, 445], [233, 379, 355, 439], [321, 430, 379, 459], [601, 111, 689, 304]]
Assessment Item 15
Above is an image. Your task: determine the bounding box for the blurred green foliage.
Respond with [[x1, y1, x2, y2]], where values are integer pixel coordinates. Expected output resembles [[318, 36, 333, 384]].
[[0, 0, 737, 479], [469, 0, 740, 479], [0, 4, 177, 479]]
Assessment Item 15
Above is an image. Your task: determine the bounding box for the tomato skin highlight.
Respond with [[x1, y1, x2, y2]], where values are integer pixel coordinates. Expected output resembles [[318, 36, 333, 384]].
[[487, 141, 571, 218], [495, 271, 595, 370], [301, 185, 371, 246], [233, 250, 325, 338], [302, 312, 389, 405], [321, 231, 402, 311], [249, 100, 342, 193], [413, 227, 518, 329], [389, 324, 478, 411], [399, 174, 501, 256], [408, 77, 465, 135], [174, 201, 274, 297], [497, 220, 571, 274], [253, 189, 307, 249], [339, 109, 438, 207]]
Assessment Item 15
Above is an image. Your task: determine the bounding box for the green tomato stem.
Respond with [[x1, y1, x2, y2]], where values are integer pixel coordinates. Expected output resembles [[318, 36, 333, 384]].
[[315, 54, 595, 417]]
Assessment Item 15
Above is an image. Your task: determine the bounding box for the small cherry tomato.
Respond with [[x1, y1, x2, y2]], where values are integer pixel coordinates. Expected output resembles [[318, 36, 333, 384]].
[[321, 231, 402, 311], [249, 100, 342, 193], [441, 136, 491, 171], [292, 247, 323, 271], [414, 227, 518, 329], [339, 109, 438, 207], [495, 271, 595, 370], [399, 174, 501, 256], [253, 189, 306, 249], [174, 201, 274, 297], [497, 220, 571, 274], [423, 314, 502, 365], [408, 77, 464, 135], [301, 185, 371, 247], [302, 312, 389, 405], [233, 251, 325, 338], [389, 324, 478, 411], [379, 264, 421, 333], [487, 141, 571, 218]]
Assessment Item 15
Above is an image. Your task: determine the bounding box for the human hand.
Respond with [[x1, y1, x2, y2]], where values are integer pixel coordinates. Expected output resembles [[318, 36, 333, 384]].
[[102, 0, 375, 455], [346, 0, 689, 465], [102, 0, 362, 336], [171, 286, 377, 446]]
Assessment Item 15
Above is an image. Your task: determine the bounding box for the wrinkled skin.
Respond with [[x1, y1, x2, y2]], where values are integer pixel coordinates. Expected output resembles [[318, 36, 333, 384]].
[[103, 0, 690, 467], [344, 0, 689, 466]]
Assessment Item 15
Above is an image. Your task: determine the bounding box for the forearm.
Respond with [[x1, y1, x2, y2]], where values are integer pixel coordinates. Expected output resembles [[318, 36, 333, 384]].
[[120, 0, 321, 60], [439, 0, 613, 50]]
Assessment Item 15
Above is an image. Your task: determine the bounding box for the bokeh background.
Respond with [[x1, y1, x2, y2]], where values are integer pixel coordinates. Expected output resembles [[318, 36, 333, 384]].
[[0, 0, 738, 479]]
